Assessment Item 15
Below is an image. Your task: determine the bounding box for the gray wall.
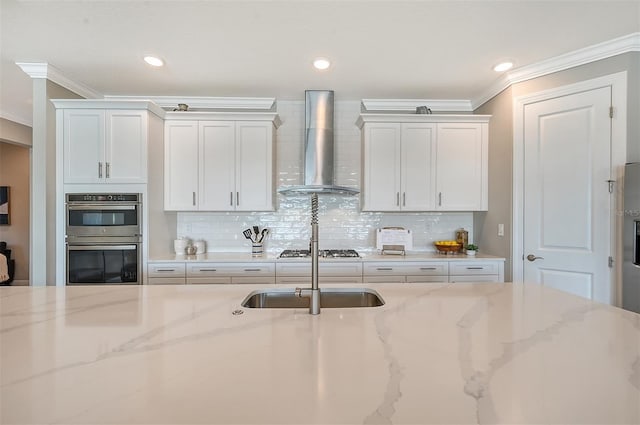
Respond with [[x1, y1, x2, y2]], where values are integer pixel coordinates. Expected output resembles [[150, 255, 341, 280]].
[[474, 51, 640, 282], [474, 86, 513, 280]]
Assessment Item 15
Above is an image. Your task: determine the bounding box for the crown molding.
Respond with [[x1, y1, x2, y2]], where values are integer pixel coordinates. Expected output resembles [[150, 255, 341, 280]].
[[361, 99, 473, 112], [103, 95, 276, 111], [356, 113, 491, 129], [15, 62, 102, 100], [471, 32, 640, 108]]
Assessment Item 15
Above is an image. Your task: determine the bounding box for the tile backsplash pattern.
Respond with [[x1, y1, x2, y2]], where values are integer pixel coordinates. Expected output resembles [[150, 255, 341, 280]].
[[176, 100, 473, 254]]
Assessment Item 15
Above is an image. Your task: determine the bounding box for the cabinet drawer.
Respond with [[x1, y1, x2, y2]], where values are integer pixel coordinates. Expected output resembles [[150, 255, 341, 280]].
[[363, 262, 448, 276], [449, 262, 500, 275], [148, 263, 186, 278], [231, 277, 276, 285], [449, 275, 501, 283], [276, 262, 362, 277], [276, 276, 363, 284], [187, 263, 275, 277]]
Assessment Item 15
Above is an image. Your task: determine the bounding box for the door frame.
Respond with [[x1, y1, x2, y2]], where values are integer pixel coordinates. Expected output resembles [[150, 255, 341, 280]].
[[512, 71, 627, 305]]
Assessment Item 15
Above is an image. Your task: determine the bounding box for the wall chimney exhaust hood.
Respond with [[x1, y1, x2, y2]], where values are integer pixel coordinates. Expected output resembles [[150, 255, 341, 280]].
[[278, 90, 359, 196]]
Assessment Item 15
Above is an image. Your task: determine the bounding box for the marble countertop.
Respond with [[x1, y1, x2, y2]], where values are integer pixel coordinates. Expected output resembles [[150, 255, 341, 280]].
[[150, 252, 505, 262], [1, 283, 638, 424]]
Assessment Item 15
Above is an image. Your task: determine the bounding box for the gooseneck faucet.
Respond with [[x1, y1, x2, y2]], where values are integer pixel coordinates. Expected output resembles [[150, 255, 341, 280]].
[[295, 193, 321, 314]]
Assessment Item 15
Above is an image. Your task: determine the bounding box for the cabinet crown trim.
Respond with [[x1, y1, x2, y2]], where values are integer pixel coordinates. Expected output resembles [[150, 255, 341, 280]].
[[51, 99, 165, 117], [164, 111, 281, 128], [356, 113, 491, 128]]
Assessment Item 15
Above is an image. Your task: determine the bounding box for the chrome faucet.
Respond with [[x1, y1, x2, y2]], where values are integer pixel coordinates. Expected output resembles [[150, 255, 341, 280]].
[[295, 193, 321, 314]]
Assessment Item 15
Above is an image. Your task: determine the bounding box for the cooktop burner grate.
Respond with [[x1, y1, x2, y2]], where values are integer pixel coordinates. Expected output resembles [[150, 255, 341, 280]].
[[279, 249, 360, 258]]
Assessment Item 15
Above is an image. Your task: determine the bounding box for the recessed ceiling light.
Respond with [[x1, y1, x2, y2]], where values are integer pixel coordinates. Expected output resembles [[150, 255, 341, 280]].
[[313, 57, 331, 70], [144, 55, 164, 67], [493, 61, 514, 72]]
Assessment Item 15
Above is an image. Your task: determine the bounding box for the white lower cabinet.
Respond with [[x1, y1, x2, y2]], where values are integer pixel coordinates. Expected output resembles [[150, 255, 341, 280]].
[[363, 262, 449, 283], [275, 262, 362, 284], [147, 263, 186, 285], [187, 263, 275, 284], [448, 261, 504, 283]]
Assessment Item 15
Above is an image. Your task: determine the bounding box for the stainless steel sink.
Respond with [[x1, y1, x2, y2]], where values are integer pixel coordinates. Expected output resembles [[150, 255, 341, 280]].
[[241, 287, 385, 309]]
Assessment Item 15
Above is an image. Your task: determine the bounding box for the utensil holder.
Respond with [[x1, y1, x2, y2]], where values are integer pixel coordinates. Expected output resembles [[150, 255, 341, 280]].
[[252, 243, 263, 257]]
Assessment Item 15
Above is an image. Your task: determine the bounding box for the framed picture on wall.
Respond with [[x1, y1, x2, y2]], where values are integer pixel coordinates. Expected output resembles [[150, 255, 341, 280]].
[[0, 186, 9, 225]]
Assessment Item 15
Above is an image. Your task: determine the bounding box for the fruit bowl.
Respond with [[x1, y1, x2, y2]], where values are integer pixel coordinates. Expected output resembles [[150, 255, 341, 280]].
[[434, 240, 462, 254]]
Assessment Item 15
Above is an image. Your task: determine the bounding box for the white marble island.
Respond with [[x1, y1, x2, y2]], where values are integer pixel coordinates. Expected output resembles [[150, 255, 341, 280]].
[[1, 283, 639, 424]]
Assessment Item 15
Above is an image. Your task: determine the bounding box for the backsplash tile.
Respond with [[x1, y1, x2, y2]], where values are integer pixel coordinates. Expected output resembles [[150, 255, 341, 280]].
[[176, 100, 473, 254]]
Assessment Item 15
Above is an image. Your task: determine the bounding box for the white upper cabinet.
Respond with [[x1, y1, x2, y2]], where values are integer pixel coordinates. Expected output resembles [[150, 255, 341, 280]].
[[436, 122, 487, 211], [164, 113, 278, 211], [362, 122, 436, 211], [358, 114, 489, 212], [54, 100, 161, 185]]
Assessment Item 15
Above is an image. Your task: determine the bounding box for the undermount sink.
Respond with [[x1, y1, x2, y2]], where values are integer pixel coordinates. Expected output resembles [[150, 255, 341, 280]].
[[241, 287, 385, 309]]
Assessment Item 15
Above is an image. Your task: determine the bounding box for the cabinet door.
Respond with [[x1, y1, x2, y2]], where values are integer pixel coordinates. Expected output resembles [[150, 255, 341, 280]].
[[105, 111, 147, 183], [164, 121, 199, 210], [401, 123, 436, 211], [362, 123, 401, 211], [63, 109, 104, 183], [436, 123, 487, 210], [235, 121, 274, 211], [200, 121, 236, 211]]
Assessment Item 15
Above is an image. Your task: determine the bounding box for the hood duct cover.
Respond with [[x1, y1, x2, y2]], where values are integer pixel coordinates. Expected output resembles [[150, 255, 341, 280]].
[[278, 90, 359, 195]]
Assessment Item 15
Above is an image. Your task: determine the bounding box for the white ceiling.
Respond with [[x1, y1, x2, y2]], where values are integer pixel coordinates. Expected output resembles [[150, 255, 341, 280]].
[[1, 0, 639, 126]]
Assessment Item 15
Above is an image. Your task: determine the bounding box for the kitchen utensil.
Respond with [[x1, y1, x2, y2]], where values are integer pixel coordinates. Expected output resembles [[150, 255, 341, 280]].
[[258, 228, 269, 242], [243, 228, 253, 240], [253, 226, 260, 238]]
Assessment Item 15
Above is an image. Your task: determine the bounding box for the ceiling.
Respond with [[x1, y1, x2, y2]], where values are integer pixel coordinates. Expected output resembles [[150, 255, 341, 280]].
[[1, 0, 639, 126]]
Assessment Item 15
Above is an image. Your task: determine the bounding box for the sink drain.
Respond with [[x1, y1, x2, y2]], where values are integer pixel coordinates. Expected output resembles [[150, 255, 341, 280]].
[[232, 309, 244, 316]]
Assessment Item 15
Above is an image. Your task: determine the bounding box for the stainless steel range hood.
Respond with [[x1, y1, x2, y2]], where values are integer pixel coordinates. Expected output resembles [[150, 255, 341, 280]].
[[278, 90, 359, 195]]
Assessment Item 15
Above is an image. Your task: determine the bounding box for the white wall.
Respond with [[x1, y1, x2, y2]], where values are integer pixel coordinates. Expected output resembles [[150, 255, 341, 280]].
[[172, 100, 473, 255]]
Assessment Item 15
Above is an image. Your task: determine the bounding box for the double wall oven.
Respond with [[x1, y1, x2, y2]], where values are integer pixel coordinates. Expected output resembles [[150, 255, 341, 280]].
[[65, 193, 142, 285]]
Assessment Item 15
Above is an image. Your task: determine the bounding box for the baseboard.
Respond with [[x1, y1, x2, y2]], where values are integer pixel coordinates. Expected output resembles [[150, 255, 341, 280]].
[[11, 279, 29, 286]]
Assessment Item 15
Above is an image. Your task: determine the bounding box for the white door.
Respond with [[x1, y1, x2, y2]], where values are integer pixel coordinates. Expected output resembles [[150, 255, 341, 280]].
[[362, 123, 401, 211], [164, 120, 199, 210], [200, 121, 235, 211], [235, 121, 273, 211], [63, 109, 104, 183], [436, 123, 486, 210], [523, 87, 612, 302], [401, 123, 436, 211], [106, 111, 147, 183]]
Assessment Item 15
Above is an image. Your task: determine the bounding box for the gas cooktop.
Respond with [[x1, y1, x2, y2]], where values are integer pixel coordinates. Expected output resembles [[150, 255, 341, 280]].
[[279, 249, 360, 258]]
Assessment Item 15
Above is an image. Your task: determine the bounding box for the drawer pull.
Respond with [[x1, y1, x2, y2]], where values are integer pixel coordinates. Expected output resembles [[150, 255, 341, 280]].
[[244, 268, 261, 272], [198, 269, 217, 272], [376, 267, 393, 271], [466, 267, 484, 270], [420, 267, 437, 270], [156, 269, 176, 272]]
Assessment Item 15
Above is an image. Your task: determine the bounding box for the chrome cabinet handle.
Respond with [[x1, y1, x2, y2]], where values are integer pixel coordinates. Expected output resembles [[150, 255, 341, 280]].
[[106, 162, 110, 178], [438, 192, 442, 206], [198, 269, 217, 272], [526, 254, 544, 262], [396, 192, 400, 206], [192, 192, 196, 206], [244, 268, 261, 272], [236, 192, 239, 206], [376, 267, 393, 271], [230, 192, 233, 206], [156, 269, 176, 272], [466, 267, 484, 270], [420, 267, 436, 270], [98, 162, 103, 178], [403, 192, 406, 206]]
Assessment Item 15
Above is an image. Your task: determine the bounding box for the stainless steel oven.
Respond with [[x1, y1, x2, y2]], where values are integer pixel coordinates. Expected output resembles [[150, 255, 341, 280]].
[[65, 193, 142, 285]]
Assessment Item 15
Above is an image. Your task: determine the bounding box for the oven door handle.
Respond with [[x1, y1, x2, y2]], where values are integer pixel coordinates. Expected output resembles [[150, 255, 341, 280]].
[[67, 205, 137, 211], [67, 244, 137, 251]]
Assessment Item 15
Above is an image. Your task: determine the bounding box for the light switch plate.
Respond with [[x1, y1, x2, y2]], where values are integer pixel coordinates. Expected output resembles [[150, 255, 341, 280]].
[[498, 223, 504, 237]]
